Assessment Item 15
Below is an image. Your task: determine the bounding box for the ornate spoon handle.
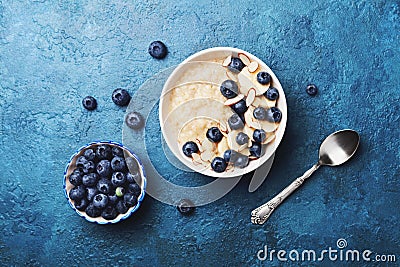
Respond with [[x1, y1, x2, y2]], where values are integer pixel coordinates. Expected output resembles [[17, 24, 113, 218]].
[[251, 163, 320, 225]]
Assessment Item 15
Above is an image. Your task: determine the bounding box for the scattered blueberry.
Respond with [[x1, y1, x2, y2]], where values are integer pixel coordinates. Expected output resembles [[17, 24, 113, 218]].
[[231, 99, 248, 115], [177, 199, 195, 215], [116, 200, 129, 214], [111, 172, 126, 187], [69, 185, 86, 201], [93, 193, 108, 209], [127, 183, 141, 197], [228, 113, 244, 130], [125, 111, 145, 130], [126, 171, 140, 184], [101, 205, 118, 220], [253, 107, 267, 120], [211, 157, 227, 173], [228, 57, 245, 73], [223, 149, 236, 163], [236, 132, 249, 145], [266, 107, 282, 123], [220, 80, 239, 99], [182, 141, 199, 157], [96, 160, 112, 177], [124, 193, 138, 207], [82, 173, 99, 187], [111, 156, 127, 172], [69, 169, 83, 186], [253, 129, 266, 143], [85, 203, 101, 218], [82, 96, 97, 111], [96, 144, 112, 160], [74, 198, 89, 211], [264, 87, 279, 100], [86, 187, 99, 202], [115, 187, 125, 197], [206, 127, 223, 143], [306, 84, 318, 96], [249, 142, 263, 158], [97, 178, 112, 194], [112, 147, 124, 157], [112, 88, 131, 107], [148, 41, 168, 59], [257, 72, 271, 85]]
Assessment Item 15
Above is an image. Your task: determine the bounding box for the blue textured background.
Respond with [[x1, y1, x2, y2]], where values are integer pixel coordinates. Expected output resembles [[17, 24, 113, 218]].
[[0, 0, 399, 266]]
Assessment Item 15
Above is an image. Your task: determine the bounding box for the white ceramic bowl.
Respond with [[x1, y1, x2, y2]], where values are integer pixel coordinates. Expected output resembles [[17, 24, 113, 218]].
[[159, 47, 287, 178], [63, 141, 146, 224]]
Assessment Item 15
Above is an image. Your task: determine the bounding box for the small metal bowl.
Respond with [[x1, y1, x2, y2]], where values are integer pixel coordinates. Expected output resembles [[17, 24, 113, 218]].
[[63, 141, 146, 224]]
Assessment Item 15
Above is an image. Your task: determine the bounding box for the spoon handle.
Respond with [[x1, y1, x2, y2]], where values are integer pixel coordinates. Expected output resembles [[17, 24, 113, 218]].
[[251, 163, 320, 225]]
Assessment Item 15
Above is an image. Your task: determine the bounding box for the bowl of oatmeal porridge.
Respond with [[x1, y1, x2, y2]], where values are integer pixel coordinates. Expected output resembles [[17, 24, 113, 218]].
[[159, 47, 287, 178]]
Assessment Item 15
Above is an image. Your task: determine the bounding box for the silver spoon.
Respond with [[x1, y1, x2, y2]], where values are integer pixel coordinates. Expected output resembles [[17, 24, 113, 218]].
[[251, 129, 360, 225]]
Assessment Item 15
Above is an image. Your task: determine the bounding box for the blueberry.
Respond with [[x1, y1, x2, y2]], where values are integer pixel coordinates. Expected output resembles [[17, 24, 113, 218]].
[[126, 171, 140, 184], [148, 41, 168, 59], [69, 185, 86, 201], [116, 200, 129, 214], [96, 144, 112, 160], [177, 199, 195, 215], [83, 161, 95, 174], [236, 132, 249, 145], [125, 111, 145, 130], [112, 88, 131, 106], [93, 193, 108, 209], [257, 72, 271, 85], [266, 107, 282, 123], [232, 153, 249, 168], [97, 178, 112, 194], [111, 172, 126, 187], [127, 183, 141, 197], [228, 57, 245, 73], [223, 149, 236, 163], [211, 157, 227, 173], [264, 87, 279, 100], [228, 113, 244, 130], [206, 127, 223, 143], [306, 84, 318, 96], [101, 205, 118, 220], [82, 96, 97, 111], [82, 173, 99, 187], [182, 141, 199, 157], [253, 107, 267, 120], [124, 193, 138, 207], [231, 99, 248, 114], [85, 203, 101, 218], [69, 169, 83, 186], [115, 186, 125, 197], [220, 80, 238, 99], [249, 142, 263, 158], [74, 198, 89, 211], [253, 129, 266, 143], [111, 156, 127, 172], [96, 160, 111, 177], [86, 187, 99, 202], [111, 147, 124, 157], [108, 193, 119, 206], [76, 156, 88, 168], [83, 148, 96, 161]]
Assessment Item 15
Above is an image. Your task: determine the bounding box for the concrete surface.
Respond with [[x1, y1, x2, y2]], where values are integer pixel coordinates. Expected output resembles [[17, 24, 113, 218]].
[[0, 0, 399, 266]]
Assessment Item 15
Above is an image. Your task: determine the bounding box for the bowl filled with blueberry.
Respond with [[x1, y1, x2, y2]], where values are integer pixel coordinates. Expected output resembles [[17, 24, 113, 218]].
[[159, 47, 287, 178], [63, 141, 146, 224]]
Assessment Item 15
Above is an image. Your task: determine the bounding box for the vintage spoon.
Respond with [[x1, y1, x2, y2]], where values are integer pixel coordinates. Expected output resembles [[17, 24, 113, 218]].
[[251, 129, 360, 225]]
